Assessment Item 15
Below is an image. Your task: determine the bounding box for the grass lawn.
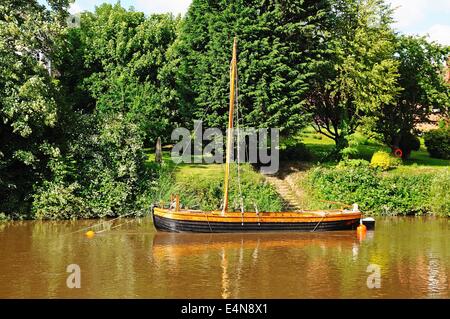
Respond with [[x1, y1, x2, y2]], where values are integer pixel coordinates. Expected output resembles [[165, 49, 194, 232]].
[[144, 148, 226, 181], [145, 128, 448, 179], [298, 130, 449, 173]]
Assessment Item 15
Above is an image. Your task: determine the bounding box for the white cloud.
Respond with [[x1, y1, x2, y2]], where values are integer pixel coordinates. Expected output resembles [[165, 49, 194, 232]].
[[386, 0, 450, 45], [425, 24, 450, 46], [387, 0, 427, 29], [387, 0, 450, 28]]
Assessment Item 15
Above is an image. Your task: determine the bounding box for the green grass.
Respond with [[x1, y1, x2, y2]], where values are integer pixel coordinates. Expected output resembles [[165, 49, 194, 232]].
[[176, 163, 225, 182], [297, 130, 449, 171], [144, 148, 284, 211]]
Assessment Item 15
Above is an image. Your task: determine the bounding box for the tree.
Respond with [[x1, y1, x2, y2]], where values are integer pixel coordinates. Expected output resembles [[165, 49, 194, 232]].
[[306, 0, 399, 154], [0, 0, 70, 215], [31, 4, 168, 219], [170, 0, 329, 135], [59, 4, 180, 145], [32, 112, 151, 219], [372, 35, 450, 158], [1, 1, 158, 219]]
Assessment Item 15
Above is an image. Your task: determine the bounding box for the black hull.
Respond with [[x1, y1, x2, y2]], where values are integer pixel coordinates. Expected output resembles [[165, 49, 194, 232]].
[[153, 213, 360, 233]]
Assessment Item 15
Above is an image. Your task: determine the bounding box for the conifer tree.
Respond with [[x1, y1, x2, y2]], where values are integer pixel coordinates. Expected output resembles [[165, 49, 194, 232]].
[[171, 0, 329, 134]]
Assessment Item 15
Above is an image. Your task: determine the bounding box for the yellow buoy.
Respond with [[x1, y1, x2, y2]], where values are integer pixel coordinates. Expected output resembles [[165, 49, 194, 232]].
[[85, 230, 95, 238]]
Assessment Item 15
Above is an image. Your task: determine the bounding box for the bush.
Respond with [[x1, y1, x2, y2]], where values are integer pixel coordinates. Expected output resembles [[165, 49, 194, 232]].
[[370, 151, 401, 171], [33, 183, 87, 220], [32, 114, 151, 219], [307, 165, 433, 215], [429, 169, 450, 217], [336, 159, 370, 169], [424, 127, 450, 159]]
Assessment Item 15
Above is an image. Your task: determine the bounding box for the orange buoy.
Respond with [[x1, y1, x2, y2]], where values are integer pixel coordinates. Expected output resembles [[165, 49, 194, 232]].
[[85, 230, 95, 238], [357, 224, 367, 235], [357, 231, 366, 241]]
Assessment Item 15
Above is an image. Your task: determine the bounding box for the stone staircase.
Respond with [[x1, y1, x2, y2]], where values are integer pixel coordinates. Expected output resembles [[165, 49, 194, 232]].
[[264, 162, 310, 211]]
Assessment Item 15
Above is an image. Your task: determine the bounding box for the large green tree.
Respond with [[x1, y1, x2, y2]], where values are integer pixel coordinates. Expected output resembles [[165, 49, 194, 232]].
[[373, 35, 450, 156], [59, 4, 180, 145], [31, 4, 170, 219], [1, 1, 159, 219], [0, 0, 70, 216], [306, 0, 399, 153], [170, 0, 329, 134]]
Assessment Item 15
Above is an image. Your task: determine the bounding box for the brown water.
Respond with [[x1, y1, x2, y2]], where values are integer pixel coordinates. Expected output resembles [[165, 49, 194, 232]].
[[0, 217, 448, 299]]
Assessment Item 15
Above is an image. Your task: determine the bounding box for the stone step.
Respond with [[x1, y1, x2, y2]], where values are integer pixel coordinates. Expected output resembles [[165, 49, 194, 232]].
[[265, 174, 306, 210]]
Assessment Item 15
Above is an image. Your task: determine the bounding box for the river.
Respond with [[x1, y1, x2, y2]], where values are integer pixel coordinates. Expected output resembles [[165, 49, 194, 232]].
[[0, 217, 448, 298]]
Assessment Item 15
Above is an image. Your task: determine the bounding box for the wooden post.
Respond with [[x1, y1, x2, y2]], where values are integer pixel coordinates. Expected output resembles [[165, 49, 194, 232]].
[[222, 37, 237, 215], [155, 137, 162, 164], [175, 195, 180, 212]]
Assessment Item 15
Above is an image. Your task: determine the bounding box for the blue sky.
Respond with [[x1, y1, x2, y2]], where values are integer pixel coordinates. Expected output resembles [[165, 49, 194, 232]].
[[64, 0, 450, 45]]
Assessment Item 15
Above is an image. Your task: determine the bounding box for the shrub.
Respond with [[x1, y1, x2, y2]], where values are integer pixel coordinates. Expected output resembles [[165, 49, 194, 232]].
[[370, 151, 401, 171], [307, 165, 433, 215], [429, 169, 450, 217], [336, 159, 370, 169], [424, 127, 450, 159], [32, 114, 151, 219], [33, 182, 87, 220]]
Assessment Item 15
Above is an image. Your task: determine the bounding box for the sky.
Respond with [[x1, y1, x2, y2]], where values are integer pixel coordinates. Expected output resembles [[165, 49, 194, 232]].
[[64, 0, 450, 46]]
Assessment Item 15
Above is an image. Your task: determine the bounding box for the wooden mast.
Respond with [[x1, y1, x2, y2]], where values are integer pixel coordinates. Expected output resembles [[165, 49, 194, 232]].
[[222, 37, 237, 214]]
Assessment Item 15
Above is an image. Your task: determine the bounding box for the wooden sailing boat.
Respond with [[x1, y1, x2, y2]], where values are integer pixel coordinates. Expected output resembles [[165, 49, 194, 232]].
[[152, 38, 362, 233]]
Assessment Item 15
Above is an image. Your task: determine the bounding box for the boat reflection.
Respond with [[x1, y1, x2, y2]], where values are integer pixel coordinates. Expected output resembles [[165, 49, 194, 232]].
[[151, 231, 360, 260], [151, 231, 363, 298]]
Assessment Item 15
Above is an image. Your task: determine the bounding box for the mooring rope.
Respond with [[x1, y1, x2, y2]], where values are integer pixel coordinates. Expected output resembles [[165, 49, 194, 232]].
[[311, 212, 328, 232], [65, 211, 137, 236], [203, 211, 213, 232]]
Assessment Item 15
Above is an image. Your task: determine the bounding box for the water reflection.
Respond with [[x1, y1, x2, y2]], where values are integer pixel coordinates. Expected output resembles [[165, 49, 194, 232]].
[[0, 218, 448, 298]]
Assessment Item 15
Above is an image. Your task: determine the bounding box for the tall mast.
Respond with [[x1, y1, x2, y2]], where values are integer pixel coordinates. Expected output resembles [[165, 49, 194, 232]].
[[222, 37, 237, 214]]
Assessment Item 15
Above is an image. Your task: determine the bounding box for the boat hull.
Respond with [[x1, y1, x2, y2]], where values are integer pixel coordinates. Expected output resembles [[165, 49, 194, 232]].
[[152, 207, 361, 233]]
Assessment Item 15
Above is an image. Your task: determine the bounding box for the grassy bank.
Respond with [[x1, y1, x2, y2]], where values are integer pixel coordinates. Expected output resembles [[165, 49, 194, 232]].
[[292, 129, 449, 216], [303, 161, 449, 216], [146, 154, 284, 212]]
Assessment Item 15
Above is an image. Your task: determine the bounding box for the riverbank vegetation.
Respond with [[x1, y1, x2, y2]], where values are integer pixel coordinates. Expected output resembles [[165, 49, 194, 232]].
[[150, 162, 283, 212], [1, 0, 449, 220], [288, 129, 449, 217], [305, 160, 449, 217]]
